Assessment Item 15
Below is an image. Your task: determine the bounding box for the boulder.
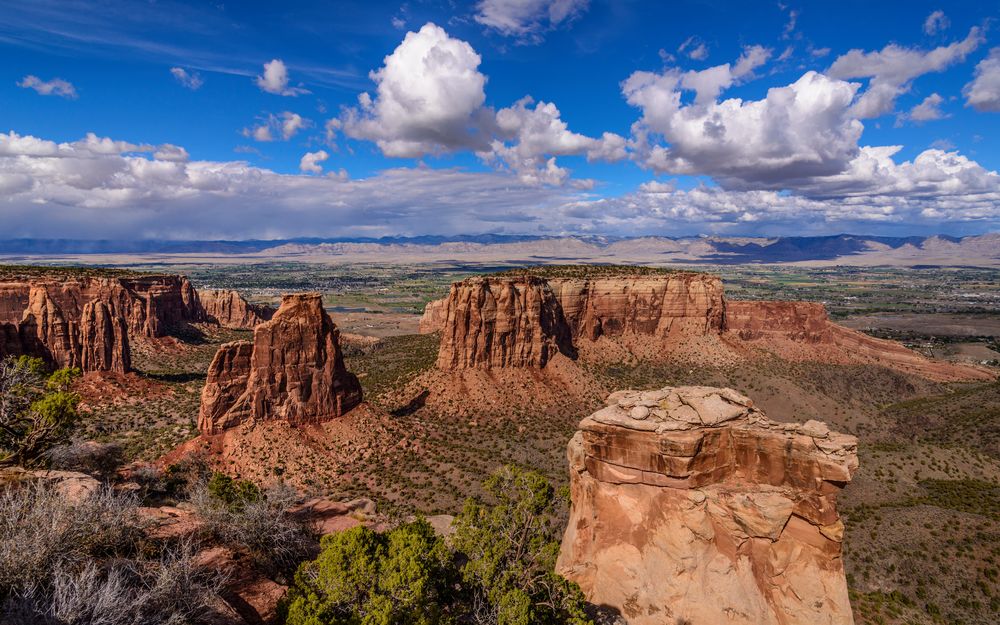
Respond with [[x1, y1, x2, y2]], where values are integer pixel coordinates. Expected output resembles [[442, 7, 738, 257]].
[[557, 385, 858, 625]]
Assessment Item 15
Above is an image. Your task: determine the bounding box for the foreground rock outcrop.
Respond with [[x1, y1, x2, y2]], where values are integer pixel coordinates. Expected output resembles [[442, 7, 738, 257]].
[[198, 293, 362, 434], [557, 386, 858, 625], [0, 271, 272, 373]]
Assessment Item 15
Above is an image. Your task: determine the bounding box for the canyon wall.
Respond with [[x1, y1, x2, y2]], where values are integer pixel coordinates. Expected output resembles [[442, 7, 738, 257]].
[[435, 276, 574, 369], [433, 271, 721, 369], [0, 273, 271, 373], [557, 386, 857, 625], [549, 273, 725, 340], [199, 289, 274, 329], [198, 293, 362, 434], [427, 270, 986, 380]]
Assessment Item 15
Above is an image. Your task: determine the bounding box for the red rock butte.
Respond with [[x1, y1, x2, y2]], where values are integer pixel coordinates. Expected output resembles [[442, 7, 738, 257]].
[[198, 292, 363, 435], [0, 272, 271, 374], [557, 385, 858, 625], [423, 268, 988, 382]]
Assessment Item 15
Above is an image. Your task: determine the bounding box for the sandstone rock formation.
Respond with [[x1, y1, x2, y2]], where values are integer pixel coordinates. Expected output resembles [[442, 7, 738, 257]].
[[549, 273, 725, 340], [418, 297, 447, 334], [557, 386, 858, 625], [199, 289, 274, 329], [435, 276, 574, 369], [0, 272, 271, 373], [198, 293, 362, 434], [427, 268, 986, 381]]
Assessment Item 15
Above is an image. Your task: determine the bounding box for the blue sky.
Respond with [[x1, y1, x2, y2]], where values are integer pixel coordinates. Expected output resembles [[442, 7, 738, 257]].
[[1, 0, 999, 239]]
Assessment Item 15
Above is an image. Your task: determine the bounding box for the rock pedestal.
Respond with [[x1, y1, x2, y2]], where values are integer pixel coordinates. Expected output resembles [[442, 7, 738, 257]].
[[557, 386, 858, 625], [198, 293, 362, 434]]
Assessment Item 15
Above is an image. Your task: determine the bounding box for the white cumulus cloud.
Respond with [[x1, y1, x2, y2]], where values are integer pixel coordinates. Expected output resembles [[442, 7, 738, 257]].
[[299, 150, 329, 174], [828, 27, 983, 118], [340, 23, 492, 157], [964, 48, 1000, 112], [255, 59, 310, 96]]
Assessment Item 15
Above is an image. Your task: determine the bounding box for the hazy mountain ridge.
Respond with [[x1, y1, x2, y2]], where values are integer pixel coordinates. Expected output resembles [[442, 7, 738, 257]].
[[0, 233, 997, 266]]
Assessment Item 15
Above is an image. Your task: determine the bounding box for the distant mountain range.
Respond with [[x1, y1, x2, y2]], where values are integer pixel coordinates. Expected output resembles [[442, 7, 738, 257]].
[[0, 233, 997, 267]]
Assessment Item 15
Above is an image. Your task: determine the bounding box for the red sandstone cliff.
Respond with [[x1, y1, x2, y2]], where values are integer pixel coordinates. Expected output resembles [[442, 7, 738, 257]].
[[429, 270, 987, 381], [723, 300, 988, 381], [549, 273, 725, 339], [0, 273, 271, 373], [198, 289, 274, 329], [435, 276, 574, 369], [557, 386, 857, 625], [418, 298, 447, 334], [198, 293, 362, 434]]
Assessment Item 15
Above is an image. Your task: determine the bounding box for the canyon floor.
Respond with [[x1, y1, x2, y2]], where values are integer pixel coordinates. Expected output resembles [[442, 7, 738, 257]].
[[44, 259, 1000, 625]]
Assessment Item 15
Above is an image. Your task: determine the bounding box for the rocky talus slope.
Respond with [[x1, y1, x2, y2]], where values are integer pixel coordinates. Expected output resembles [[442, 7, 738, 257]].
[[423, 270, 987, 380], [198, 293, 362, 434], [0, 274, 271, 373], [557, 386, 858, 625]]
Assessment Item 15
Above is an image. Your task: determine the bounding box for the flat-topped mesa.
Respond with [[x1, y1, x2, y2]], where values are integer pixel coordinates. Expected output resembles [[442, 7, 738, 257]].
[[557, 386, 858, 625], [198, 289, 274, 329], [197, 293, 363, 435], [0, 270, 271, 373], [435, 276, 574, 370], [725, 300, 831, 342], [548, 272, 725, 340], [432, 268, 722, 370]]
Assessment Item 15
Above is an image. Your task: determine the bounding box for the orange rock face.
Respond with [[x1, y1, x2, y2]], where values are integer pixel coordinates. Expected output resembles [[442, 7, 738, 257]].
[[198, 289, 274, 329], [197, 293, 362, 434], [549, 273, 725, 340], [0, 274, 269, 373], [428, 270, 986, 381], [557, 386, 858, 625], [435, 276, 574, 369], [418, 297, 447, 334]]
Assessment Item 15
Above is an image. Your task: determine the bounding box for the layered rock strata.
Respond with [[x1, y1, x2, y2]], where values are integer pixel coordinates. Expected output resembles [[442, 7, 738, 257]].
[[199, 289, 274, 329], [198, 293, 362, 434], [434, 272, 720, 369], [557, 386, 858, 625], [428, 270, 984, 380], [435, 276, 574, 369], [548, 273, 725, 340], [0, 274, 271, 373]]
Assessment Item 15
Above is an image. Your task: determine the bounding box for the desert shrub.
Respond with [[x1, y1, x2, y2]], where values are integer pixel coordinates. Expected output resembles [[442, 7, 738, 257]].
[[281, 466, 592, 625], [2, 541, 223, 625], [190, 478, 314, 576], [46, 440, 124, 476], [282, 520, 455, 625], [451, 465, 591, 625], [0, 356, 82, 467], [207, 471, 264, 511], [0, 483, 143, 596]]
